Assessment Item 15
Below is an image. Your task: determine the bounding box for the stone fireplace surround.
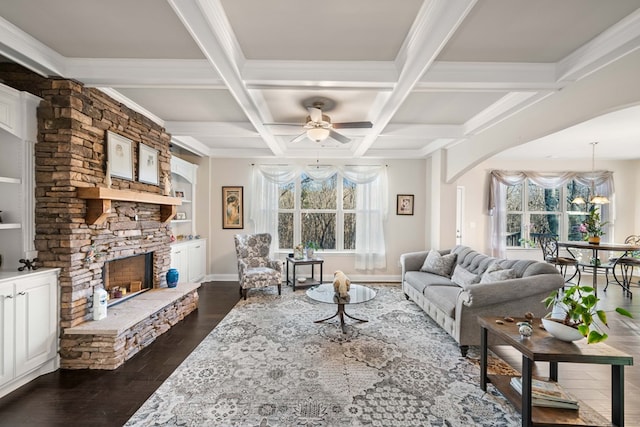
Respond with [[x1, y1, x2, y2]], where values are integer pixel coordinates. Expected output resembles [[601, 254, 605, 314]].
[[0, 65, 199, 369]]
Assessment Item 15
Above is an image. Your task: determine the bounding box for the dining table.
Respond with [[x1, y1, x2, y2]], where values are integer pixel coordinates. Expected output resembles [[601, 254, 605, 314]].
[[557, 240, 640, 296]]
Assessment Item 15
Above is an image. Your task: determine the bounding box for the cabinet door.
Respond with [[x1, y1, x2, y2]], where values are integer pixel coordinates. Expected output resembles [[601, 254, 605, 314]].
[[171, 246, 190, 284], [0, 282, 15, 387], [14, 274, 57, 377], [188, 242, 206, 283]]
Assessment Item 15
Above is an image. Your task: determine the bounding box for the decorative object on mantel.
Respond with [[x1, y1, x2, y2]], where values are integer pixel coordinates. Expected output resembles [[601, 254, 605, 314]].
[[138, 143, 159, 186], [105, 160, 112, 188], [107, 131, 134, 181], [93, 287, 108, 321], [18, 257, 38, 271], [162, 173, 171, 196], [542, 283, 632, 343]]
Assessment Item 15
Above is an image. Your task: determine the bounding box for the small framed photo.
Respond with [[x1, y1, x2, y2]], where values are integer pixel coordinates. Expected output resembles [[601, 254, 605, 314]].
[[107, 131, 133, 180], [138, 143, 159, 185], [174, 190, 185, 198], [175, 212, 187, 220], [222, 186, 243, 229], [397, 194, 414, 215]]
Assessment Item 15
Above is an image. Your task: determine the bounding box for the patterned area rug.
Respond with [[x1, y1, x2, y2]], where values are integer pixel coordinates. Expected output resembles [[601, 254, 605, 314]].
[[126, 285, 520, 426]]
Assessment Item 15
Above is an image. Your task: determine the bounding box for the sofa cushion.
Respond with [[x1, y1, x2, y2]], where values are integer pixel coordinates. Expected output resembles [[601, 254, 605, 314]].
[[423, 285, 462, 318], [480, 263, 516, 283], [404, 271, 457, 294], [451, 265, 480, 289], [420, 250, 457, 277]]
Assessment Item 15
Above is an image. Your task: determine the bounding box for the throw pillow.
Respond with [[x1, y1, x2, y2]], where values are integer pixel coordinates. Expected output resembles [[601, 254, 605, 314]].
[[420, 250, 457, 277], [480, 263, 516, 284], [451, 265, 480, 289]]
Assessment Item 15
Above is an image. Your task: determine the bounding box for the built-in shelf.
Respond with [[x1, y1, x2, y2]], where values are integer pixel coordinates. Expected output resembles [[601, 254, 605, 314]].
[[0, 223, 21, 230], [0, 176, 21, 184], [171, 219, 191, 224], [76, 187, 182, 225]]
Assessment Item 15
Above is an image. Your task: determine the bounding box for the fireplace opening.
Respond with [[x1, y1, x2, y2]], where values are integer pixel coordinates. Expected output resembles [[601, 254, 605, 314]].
[[103, 253, 153, 306]]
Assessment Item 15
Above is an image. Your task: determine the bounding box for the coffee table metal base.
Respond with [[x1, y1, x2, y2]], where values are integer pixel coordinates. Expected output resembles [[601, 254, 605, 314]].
[[314, 303, 368, 334]]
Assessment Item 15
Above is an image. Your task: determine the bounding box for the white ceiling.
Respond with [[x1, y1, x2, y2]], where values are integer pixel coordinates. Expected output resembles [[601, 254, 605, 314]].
[[1, 0, 639, 161]]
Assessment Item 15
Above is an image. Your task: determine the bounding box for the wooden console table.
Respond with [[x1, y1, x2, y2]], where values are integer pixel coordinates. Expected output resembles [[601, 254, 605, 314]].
[[478, 316, 633, 427]]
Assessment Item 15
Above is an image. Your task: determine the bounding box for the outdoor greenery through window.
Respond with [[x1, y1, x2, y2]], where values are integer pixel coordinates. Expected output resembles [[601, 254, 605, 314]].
[[278, 172, 356, 251], [506, 179, 591, 247]]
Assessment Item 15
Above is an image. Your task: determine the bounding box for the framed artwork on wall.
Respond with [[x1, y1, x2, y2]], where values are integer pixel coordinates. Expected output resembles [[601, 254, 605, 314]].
[[222, 186, 243, 229], [174, 190, 185, 198], [138, 143, 159, 185], [107, 131, 133, 180], [397, 194, 414, 215]]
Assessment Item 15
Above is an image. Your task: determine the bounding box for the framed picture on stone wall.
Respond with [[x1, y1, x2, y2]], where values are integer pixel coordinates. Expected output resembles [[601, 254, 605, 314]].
[[138, 143, 159, 185], [107, 131, 133, 181]]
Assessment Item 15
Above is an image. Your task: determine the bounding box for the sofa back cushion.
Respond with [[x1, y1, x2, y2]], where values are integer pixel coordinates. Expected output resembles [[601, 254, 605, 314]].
[[420, 250, 457, 277], [450, 245, 557, 279], [451, 265, 480, 288], [479, 262, 517, 283]]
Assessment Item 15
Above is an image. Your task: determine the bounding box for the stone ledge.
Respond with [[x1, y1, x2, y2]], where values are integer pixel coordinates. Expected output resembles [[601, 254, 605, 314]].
[[65, 282, 200, 336]]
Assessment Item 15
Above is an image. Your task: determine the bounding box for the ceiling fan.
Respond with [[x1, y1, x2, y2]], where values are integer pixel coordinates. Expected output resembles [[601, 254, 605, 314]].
[[269, 100, 373, 144]]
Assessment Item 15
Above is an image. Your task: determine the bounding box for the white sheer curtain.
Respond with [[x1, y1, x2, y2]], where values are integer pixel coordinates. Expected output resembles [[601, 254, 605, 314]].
[[488, 170, 614, 258], [249, 164, 388, 271]]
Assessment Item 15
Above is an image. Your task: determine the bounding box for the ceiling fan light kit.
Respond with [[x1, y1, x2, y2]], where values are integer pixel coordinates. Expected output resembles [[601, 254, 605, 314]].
[[307, 127, 330, 142]]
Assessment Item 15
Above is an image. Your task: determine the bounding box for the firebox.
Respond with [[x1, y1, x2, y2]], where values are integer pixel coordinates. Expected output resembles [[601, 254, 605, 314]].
[[103, 253, 153, 306]]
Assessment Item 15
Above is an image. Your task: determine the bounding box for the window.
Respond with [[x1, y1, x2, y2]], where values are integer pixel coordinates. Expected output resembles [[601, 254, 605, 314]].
[[506, 179, 590, 247], [278, 172, 356, 251]]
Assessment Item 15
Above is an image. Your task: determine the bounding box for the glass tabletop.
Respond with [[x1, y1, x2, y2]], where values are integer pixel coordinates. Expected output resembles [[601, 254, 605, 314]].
[[306, 283, 376, 305]]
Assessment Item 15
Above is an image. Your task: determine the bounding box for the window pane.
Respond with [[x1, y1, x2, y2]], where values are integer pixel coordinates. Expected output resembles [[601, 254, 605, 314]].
[[566, 181, 590, 211], [302, 213, 336, 249], [301, 173, 337, 209], [568, 214, 587, 241], [530, 213, 561, 237], [528, 183, 559, 212], [506, 214, 522, 246], [279, 182, 295, 209], [278, 213, 293, 249], [343, 178, 356, 209], [506, 183, 522, 211], [344, 213, 356, 250]]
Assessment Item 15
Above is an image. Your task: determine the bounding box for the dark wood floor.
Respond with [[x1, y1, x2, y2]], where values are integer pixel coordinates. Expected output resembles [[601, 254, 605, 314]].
[[0, 277, 638, 426], [0, 281, 241, 427]]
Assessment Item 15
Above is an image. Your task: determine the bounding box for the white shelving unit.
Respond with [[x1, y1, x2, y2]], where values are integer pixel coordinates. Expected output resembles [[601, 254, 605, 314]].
[[169, 156, 206, 283], [0, 84, 40, 269]]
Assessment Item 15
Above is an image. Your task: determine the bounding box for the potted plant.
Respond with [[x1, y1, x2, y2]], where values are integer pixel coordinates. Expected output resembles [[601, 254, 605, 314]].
[[542, 284, 632, 343], [578, 205, 609, 244], [306, 241, 320, 259]]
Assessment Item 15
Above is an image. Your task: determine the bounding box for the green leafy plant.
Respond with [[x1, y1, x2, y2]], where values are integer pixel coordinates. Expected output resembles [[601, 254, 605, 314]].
[[306, 241, 320, 250], [578, 205, 609, 239], [543, 284, 632, 344], [518, 238, 536, 248]]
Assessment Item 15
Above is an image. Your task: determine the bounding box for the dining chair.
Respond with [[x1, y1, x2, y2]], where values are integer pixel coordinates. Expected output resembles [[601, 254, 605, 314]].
[[609, 234, 640, 298], [539, 235, 581, 285], [234, 233, 282, 300]]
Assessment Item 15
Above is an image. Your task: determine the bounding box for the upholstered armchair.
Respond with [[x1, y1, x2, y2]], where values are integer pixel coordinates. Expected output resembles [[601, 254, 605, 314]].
[[234, 233, 282, 300]]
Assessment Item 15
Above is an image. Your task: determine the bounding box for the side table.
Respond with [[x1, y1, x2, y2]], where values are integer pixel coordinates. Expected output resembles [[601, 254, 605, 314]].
[[286, 256, 324, 291], [478, 316, 633, 427]]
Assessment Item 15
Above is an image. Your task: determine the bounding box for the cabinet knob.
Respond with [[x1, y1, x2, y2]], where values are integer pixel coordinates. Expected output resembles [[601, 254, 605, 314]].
[[17, 291, 26, 296], [4, 295, 13, 299]]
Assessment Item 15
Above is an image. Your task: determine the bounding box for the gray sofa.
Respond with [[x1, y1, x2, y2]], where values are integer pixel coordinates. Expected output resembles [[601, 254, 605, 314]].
[[400, 245, 563, 356]]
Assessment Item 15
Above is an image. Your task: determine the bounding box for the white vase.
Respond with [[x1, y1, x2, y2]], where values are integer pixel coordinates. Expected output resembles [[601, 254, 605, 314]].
[[541, 317, 584, 342]]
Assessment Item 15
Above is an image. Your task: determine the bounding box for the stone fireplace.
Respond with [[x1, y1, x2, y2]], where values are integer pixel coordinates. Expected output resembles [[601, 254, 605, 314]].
[[0, 64, 200, 370]]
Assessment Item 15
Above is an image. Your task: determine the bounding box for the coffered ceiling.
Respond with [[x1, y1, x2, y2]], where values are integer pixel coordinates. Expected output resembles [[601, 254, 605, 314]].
[[1, 0, 639, 161]]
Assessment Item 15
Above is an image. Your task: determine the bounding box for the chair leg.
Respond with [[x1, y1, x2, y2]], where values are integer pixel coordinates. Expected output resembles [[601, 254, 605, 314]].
[[242, 288, 248, 300], [277, 283, 282, 295]]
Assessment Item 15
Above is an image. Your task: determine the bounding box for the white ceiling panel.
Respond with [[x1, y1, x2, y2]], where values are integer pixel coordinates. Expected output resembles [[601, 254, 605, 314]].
[[393, 91, 506, 124]]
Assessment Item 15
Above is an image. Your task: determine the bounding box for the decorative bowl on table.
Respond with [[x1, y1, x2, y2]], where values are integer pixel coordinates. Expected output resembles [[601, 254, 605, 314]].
[[541, 317, 584, 342], [297, 277, 307, 283]]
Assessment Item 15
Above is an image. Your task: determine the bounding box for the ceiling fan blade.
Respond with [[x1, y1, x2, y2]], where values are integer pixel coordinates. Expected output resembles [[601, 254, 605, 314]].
[[332, 121, 373, 129], [307, 107, 323, 123], [290, 132, 308, 143], [329, 129, 351, 144]]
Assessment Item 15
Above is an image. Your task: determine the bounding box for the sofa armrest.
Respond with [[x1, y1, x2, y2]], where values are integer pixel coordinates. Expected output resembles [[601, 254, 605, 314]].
[[400, 251, 428, 283], [459, 274, 563, 308]]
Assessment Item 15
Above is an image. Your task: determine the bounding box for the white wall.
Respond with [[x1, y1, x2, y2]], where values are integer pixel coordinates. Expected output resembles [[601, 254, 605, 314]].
[[206, 158, 427, 282]]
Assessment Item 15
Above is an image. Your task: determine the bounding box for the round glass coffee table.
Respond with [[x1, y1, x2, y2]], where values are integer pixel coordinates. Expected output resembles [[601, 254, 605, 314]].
[[306, 283, 376, 334]]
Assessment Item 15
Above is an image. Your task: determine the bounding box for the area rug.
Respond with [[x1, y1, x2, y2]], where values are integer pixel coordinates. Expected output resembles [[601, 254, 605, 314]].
[[126, 285, 520, 426]]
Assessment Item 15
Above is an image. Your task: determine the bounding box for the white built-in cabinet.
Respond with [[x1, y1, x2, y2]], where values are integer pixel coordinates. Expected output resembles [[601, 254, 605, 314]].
[[170, 156, 206, 283], [0, 269, 60, 398], [0, 83, 39, 269]]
